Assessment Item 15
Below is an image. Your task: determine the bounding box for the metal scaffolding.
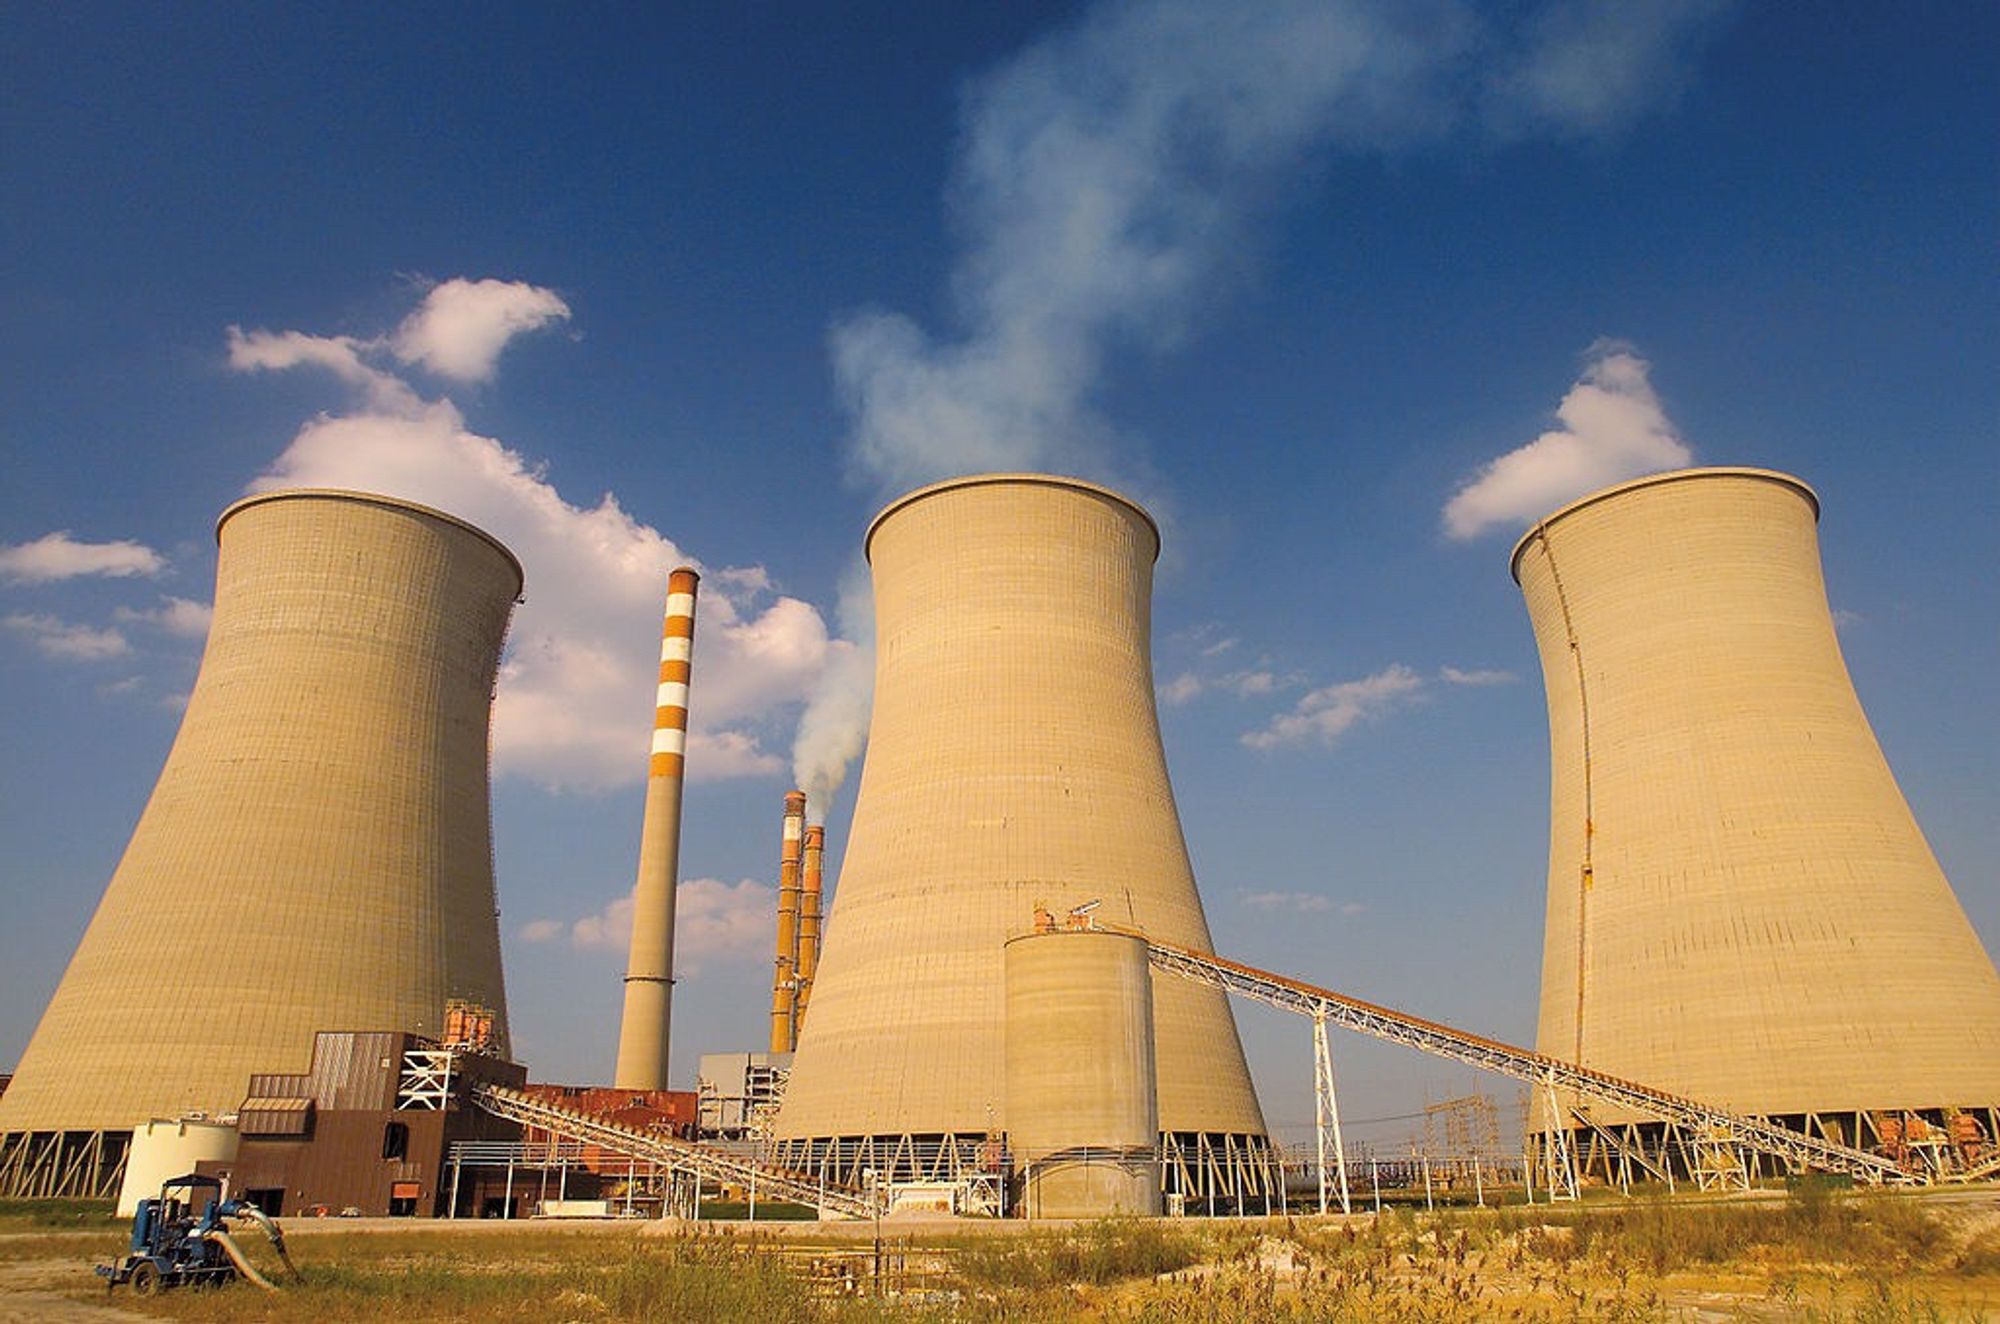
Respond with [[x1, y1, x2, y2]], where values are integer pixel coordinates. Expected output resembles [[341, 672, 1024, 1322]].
[[470, 1082, 876, 1218], [1136, 934, 1914, 1188]]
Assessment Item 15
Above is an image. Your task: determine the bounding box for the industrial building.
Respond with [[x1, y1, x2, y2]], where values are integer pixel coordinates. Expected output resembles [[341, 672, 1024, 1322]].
[[0, 489, 522, 1197], [774, 474, 1277, 1210], [1513, 467, 2000, 1179]]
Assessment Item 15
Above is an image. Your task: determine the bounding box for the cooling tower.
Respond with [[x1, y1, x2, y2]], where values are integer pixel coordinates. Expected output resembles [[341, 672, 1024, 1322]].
[[0, 489, 520, 1136], [1514, 467, 2000, 1132], [775, 474, 1269, 1196]]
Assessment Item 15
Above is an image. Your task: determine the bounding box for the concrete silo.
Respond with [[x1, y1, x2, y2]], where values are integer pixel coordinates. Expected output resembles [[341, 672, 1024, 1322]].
[[1005, 926, 1161, 1218], [775, 474, 1273, 1207], [1514, 468, 2000, 1161], [0, 490, 520, 1165]]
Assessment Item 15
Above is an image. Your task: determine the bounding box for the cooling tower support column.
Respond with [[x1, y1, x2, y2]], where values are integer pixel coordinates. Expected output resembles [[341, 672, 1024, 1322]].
[[1512, 468, 2000, 1154], [774, 473, 1272, 1212], [613, 567, 700, 1091], [0, 489, 520, 1142], [1005, 927, 1161, 1218]]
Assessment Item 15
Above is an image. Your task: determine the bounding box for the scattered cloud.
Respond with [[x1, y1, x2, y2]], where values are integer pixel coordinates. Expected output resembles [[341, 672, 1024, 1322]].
[[114, 596, 213, 638], [1159, 672, 1204, 706], [0, 532, 165, 585], [521, 877, 774, 976], [1442, 342, 1692, 540], [232, 285, 836, 791], [1242, 890, 1335, 913], [4, 612, 130, 661], [97, 676, 144, 697], [1199, 636, 1239, 658], [391, 278, 572, 382], [1242, 662, 1424, 749], [1440, 665, 1515, 686], [1832, 608, 1863, 632]]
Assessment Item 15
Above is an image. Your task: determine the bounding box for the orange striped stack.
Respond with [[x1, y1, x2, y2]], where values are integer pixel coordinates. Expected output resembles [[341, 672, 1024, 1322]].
[[612, 567, 700, 1090]]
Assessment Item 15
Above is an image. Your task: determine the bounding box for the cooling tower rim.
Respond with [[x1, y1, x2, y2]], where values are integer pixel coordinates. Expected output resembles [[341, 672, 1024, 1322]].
[[219, 487, 525, 593], [1508, 466, 1820, 583], [864, 473, 1161, 564]]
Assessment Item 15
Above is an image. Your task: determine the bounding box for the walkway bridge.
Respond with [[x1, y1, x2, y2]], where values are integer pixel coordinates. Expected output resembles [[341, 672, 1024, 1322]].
[[1131, 933, 1912, 1190], [468, 1083, 875, 1218]]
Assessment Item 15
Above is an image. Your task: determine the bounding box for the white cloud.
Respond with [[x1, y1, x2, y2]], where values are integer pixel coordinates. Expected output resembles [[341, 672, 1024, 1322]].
[[232, 288, 836, 791], [1440, 665, 1515, 686], [1242, 890, 1335, 913], [1832, 608, 1863, 632], [391, 278, 572, 383], [524, 877, 774, 976], [115, 596, 213, 638], [1442, 343, 1692, 540], [1243, 662, 1424, 749], [4, 612, 130, 661], [1159, 672, 1203, 706], [0, 532, 165, 584], [226, 326, 422, 414]]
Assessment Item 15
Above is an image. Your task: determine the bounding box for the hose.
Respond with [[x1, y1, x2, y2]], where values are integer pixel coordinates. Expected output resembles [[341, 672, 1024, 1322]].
[[205, 1231, 280, 1293]]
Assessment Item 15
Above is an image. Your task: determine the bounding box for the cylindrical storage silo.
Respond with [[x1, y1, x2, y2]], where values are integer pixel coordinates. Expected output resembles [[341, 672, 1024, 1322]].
[[116, 1118, 241, 1217], [0, 489, 520, 1138], [1005, 929, 1161, 1218], [775, 474, 1270, 1207], [1514, 468, 2000, 1141]]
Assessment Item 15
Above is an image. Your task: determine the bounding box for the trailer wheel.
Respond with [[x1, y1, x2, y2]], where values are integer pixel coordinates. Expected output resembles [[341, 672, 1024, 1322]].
[[130, 1261, 161, 1297]]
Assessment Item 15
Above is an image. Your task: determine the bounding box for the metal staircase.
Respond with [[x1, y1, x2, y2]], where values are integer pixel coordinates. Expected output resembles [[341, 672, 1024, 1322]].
[[469, 1083, 876, 1218], [1137, 936, 1913, 1187]]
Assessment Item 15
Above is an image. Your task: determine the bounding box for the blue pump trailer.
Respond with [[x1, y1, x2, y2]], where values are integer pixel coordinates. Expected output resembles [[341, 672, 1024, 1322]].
[[97, 1173, 296, 1296]]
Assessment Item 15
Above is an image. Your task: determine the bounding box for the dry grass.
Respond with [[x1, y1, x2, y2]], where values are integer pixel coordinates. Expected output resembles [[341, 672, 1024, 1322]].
[[5, 1188, 1996, 1322]]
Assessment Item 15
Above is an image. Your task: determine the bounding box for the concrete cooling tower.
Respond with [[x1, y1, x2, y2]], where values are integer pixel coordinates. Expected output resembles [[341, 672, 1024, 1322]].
[[775, 474, 1274, 1209], [1514, 467, 2000, 1161], [0, 490, 520, 1160]]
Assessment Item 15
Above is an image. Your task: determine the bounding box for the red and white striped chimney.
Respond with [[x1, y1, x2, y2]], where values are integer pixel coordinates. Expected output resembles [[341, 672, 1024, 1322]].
[[613, 566, 699, 1089]]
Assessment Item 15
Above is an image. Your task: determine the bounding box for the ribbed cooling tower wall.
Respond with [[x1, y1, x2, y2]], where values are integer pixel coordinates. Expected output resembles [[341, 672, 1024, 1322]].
[[0, 489, 520, 1135], [775, 473, 1267, 1153], [1513, 467, 2000, 1121]]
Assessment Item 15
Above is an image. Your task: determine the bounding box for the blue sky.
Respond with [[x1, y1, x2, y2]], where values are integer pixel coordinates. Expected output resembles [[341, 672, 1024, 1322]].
[[3, 2, 1994, 1151]]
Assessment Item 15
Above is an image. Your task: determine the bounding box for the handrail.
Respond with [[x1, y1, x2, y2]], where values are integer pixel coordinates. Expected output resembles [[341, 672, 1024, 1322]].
[[468, 1083, 876, 1218], [1128, 932, 1912, 1187]]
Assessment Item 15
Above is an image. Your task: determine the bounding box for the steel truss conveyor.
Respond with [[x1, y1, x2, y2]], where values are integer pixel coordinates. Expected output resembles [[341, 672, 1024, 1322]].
[[469, 1083, 876, 1218], [1135, 936, 1912, 1188]]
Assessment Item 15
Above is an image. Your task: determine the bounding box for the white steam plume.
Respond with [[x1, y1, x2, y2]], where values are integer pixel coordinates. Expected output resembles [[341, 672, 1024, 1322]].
[[800, 0, 1729, 802], [792, 559, 874, 823]]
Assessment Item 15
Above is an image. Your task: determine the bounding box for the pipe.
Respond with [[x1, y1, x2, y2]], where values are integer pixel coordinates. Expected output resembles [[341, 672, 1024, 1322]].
[[613, 567, 700, 1089], [206, 1230, 279, 1293], [771, 790, 806, 1053], [795, 824, 825, 1031]]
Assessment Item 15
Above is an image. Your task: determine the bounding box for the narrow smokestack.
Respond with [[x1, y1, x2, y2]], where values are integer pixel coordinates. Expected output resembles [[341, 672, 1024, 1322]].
[[770, 790, 807, 1053], [612, 567, 699, 1090], [795, 824, 826, 1033]]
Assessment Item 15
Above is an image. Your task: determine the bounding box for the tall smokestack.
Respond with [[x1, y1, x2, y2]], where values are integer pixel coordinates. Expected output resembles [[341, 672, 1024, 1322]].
[[612, 567, 700, 1090], [795, 824, 826, 1031], [770, 790, 807, 1053]]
